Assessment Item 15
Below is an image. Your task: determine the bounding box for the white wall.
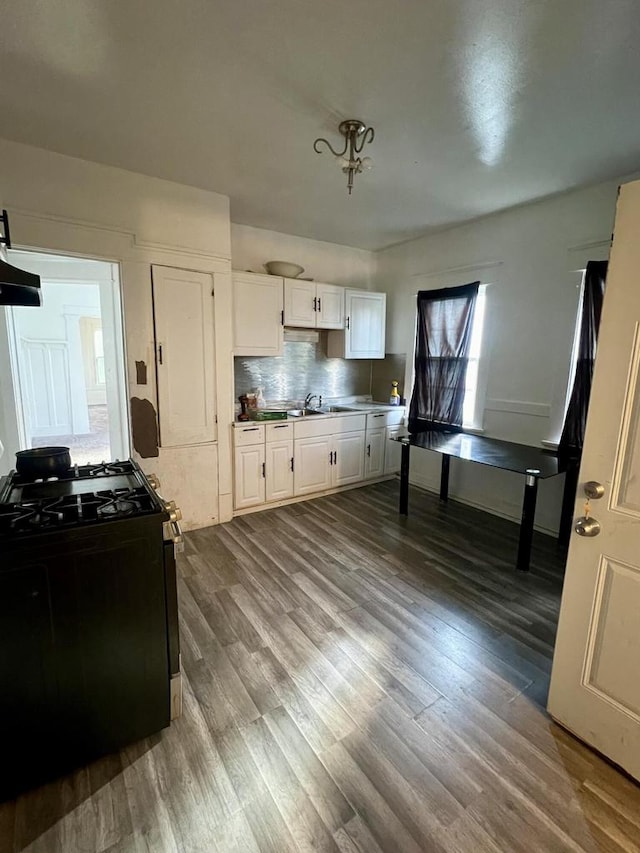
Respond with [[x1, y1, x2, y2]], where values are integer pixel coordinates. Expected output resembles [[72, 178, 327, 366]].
[[377, 177, 626, 533], [0, 138, 233, 529], [231, 223, 376, 288]]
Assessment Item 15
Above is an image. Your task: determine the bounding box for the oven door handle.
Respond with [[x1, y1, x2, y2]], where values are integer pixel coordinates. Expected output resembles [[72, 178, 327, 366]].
[[169, 519, 185, 552]]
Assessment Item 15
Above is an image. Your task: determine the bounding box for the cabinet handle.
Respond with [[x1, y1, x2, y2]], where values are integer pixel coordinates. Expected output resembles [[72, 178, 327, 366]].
[[367, 444, 371, 457], [317, 297, 321, 312], [373, 413, 384, 418], [290, 457, 294, 472], [346, 316, 350, 329], [329, 451, 333, 465], [313, 296, 318, 311], [333, 450, 337, 465], [281, 309, 284, 325], [274, 424, 288, 429], [243, 427, 260, 432], [158, 343, 164, 365], [262, 462, 266, 478]]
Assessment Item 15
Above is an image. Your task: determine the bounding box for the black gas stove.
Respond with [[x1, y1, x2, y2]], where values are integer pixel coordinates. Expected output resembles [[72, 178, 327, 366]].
[[0, 459, 164, 537]]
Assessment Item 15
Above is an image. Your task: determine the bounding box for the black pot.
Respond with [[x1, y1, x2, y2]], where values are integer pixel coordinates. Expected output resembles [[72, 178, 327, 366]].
[[15, 446, 72, 479]]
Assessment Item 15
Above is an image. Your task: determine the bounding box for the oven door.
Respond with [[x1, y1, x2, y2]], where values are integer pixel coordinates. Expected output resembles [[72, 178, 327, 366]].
[[163, 520, 182, 719]]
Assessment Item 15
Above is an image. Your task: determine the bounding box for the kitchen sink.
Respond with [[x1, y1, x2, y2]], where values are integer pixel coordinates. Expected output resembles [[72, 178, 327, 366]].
[[317, 405, 359, 413], [287, 408, 325, 417]]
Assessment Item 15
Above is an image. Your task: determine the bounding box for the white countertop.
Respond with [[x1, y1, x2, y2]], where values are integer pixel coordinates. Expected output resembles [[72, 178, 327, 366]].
[[232, 401, 405, 425]]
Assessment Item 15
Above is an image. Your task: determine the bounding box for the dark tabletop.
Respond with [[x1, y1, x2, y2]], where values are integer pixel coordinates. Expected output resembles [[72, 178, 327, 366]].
[[394, 431, 565, 479]]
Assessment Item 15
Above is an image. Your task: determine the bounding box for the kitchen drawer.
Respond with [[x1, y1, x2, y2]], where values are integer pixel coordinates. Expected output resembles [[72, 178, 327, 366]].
[[266, 421, 294, 442], [234, 424, 265, 446], [366, 410, 404, 430]]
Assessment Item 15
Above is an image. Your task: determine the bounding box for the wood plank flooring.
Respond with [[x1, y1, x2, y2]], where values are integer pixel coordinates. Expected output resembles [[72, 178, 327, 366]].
[[3, 481, 640, 852]]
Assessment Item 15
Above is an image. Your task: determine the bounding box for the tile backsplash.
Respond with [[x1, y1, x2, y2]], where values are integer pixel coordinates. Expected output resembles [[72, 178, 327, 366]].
[[234, 338, 371, 404]]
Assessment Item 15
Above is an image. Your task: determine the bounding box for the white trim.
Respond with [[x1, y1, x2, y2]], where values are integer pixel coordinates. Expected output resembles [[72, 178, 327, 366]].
[[485, 398, 551, 418]]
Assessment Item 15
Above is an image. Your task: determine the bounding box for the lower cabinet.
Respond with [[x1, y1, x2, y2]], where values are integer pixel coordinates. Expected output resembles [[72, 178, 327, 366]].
[[234, 422, 294, 509], [364, 428, 385, 479], [384, 425, 405, 474], [334, 431, 365, 486], [294, 435, 333, 496]]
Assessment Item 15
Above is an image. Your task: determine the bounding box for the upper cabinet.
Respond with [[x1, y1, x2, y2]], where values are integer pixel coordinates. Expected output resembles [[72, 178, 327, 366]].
[[328, 289, 386, 359], [283, 279, 344, 329], [233, 273, 283, 356], [152, 265, 217, 447]]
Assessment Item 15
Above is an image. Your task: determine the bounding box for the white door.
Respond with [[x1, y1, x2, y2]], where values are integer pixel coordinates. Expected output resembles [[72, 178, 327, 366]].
[[316, 283, 344, 330], [152, 266, 216, 447], [548, 178, 640, 781], [234, 444, 265, 509], [294, 435, 332, 496], [265, 439, 294, 502], [364, 429, 385, 479], [333, 431, 365, 486], [20, 340, 72, 437], [233, 273, 283, 356], [284, 279, 316, 327]]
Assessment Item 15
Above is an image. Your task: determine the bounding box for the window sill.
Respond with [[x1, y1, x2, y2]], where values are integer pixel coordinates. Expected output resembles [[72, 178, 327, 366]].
[[463, 426, 485, 435]]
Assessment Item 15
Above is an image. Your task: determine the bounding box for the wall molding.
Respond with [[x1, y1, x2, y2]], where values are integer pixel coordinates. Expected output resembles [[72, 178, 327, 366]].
[[410, 259, 503, 280], [484, 398, 551, 418]]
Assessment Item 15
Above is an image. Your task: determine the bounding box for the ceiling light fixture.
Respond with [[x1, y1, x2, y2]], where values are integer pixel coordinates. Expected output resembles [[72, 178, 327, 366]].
[[313, 119, 374, 195]]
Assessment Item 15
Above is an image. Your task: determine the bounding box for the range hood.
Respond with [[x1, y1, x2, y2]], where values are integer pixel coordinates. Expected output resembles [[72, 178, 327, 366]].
[[0, 210, 41, 307]]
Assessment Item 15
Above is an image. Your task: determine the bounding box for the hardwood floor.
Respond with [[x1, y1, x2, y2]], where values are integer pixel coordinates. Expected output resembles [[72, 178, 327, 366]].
[[3, 481, 640, 852]]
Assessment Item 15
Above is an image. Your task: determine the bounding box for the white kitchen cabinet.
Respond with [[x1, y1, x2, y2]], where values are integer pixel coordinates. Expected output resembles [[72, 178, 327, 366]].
[[265, 439, 294, 502], [294, 435, 333, 496], [152, 265, 216, 447], [283, 279, 344, 330], [327, 289, 386, 359], [364, 428, 385, 479], [234, 443, 265, 509], [233, 272, 283, 356], [384, 425, 406, 474], [333, 431, 365, 486]]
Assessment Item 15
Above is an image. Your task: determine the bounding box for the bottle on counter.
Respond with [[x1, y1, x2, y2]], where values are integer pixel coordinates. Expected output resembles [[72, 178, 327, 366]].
[[390, 381, 400, 406], [256, 387, 266, 409]]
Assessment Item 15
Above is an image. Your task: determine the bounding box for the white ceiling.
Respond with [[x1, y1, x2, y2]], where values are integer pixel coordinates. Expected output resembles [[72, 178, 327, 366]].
[[1, 0, 640, 250]]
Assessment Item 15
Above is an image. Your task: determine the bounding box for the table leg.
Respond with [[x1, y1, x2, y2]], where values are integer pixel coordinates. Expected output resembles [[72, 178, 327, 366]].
[[399, 442, 410, 516], [440, 454, 450, 501], [517, 473, 539, 572]]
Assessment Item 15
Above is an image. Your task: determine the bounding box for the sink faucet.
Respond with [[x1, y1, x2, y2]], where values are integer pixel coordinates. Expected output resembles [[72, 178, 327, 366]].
[[304, 393, 321, 409]]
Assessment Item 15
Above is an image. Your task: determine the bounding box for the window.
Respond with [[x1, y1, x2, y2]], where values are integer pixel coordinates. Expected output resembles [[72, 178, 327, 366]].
[[462, 284, 487, 428]]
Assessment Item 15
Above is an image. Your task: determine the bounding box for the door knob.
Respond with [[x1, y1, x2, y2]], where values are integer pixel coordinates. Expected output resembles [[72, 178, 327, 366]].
[[574, 516, 601, 537], [584, 481, 605, 499]]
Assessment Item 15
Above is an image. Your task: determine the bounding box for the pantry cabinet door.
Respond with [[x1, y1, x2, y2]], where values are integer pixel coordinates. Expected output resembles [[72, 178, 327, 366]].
[[333, 431, 365, 486], [284, 279, 316, 327], [152, 266, 216, 447], [316, 283, 344, 329], [234, 444, 266, 509], [233, 273, 284, 355], [364, 429, 385, 479], [294, 436, 332, 496], [266, 439, 294, 502]]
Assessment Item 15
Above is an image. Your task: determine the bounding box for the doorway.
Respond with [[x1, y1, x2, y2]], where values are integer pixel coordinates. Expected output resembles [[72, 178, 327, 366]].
[[0, 250, 129, 472]]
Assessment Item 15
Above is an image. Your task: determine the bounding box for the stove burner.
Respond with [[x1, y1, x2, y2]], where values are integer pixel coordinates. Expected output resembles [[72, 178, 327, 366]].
[[98, 497, 138, 518], [87, 461, 133, 477]]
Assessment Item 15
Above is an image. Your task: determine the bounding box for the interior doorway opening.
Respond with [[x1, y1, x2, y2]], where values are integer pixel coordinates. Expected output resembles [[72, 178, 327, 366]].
[[0, 250, 128, 473]]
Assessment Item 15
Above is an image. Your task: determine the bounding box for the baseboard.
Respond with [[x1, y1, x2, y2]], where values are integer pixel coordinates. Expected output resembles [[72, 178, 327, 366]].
[[409, 473, 558, 538], [232, 475, 397, 517]]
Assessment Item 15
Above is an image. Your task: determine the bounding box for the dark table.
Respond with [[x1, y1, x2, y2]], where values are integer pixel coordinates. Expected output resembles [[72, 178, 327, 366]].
[[393, 431, 570, 571]]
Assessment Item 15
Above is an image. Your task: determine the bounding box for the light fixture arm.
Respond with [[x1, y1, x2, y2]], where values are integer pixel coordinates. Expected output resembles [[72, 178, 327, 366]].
[[313, 119, 375, 195]]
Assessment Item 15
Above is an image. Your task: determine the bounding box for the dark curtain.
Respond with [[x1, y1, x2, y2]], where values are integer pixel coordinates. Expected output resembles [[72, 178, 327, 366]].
[[559, 260, 608, 459], [409, 282, 479, 433]]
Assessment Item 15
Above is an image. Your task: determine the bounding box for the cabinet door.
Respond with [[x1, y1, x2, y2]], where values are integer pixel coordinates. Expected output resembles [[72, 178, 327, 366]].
[[152, 266, 216, 446], [266, 440, 294, 502], [384, 426, 405, 474], [346, 290, 386, 358], [294, 436, 332, 496], [233, 273, 283, 356], [234, 444, 266, 509], [333, 431, 365, 486], [284, 278, 316, 327], [316, 283, 344, 329], [364, 429, 385, 479]]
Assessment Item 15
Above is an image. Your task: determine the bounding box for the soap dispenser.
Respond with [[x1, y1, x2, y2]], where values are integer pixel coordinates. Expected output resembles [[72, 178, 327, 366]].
[[256, 387, 266, 409]]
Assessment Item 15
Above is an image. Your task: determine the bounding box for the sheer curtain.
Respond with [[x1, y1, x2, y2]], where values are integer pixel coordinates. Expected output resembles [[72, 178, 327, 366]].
[[408, 282, 479, 433]]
